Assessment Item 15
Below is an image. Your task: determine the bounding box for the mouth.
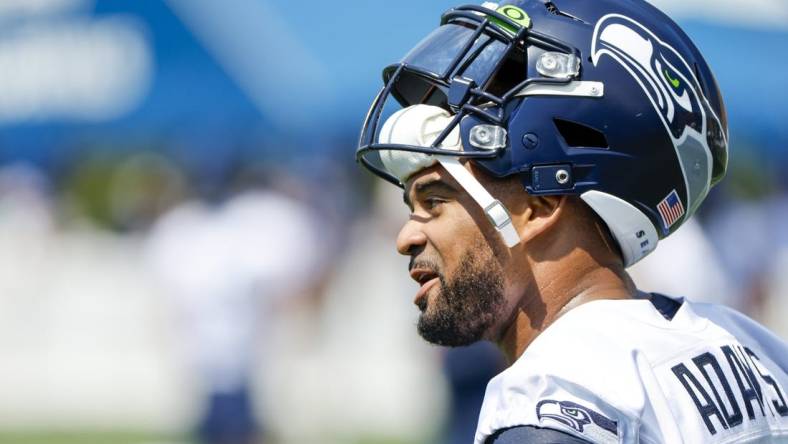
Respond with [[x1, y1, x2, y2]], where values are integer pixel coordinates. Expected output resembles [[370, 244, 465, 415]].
[[410, 268, 440, 311]]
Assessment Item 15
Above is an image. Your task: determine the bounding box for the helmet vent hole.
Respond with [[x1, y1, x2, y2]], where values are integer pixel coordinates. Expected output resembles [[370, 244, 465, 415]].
[[554, 119, 608, 149]]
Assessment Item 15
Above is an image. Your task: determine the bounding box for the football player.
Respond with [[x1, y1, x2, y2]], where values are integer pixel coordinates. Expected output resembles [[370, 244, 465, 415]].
[[355, 1, 788, 442]]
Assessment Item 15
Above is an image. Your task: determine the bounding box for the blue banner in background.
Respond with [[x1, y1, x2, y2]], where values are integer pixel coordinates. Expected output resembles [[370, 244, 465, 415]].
[[0, 1, 785, 165]]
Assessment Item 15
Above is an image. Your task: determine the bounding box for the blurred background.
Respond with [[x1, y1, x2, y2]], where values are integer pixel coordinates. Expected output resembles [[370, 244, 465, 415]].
[[0, 0, 785, 443]]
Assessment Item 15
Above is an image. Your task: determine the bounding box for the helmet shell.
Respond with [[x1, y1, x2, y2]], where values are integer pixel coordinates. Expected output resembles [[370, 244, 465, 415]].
[[462, 0, 728, 263], [357, 0, 729, 266]]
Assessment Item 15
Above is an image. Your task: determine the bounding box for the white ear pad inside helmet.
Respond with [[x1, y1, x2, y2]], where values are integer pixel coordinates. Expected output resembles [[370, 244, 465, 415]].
[[378, 105, 461, 182]]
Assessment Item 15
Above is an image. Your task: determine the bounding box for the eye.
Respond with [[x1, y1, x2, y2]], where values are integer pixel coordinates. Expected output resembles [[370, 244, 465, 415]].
[[424, 197, 446, 210]]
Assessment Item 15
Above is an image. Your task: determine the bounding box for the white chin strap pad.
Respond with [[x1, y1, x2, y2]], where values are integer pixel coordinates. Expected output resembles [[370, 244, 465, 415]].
[[378, 105, 520, 248], [438, 157, 521, 248]]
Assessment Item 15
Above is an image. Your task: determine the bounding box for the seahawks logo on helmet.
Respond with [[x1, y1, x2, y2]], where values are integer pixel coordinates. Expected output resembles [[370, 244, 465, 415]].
[[591, 14, 727, 218], [536, 399, 618, 436]]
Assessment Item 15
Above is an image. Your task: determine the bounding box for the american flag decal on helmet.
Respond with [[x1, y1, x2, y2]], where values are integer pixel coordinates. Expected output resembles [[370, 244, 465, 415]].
[[657, 189, 685, 230]]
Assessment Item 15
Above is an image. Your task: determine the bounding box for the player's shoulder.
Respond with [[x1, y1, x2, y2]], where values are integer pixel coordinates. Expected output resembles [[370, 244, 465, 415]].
[[524, 295, 704, 366], [527, 294, 779, 364], [475, 296, 788, 444], [475, 297, 672, 444]]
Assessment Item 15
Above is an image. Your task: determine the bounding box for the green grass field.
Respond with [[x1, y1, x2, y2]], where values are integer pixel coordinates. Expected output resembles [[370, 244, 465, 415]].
[[0, 430, 189, 444], [0, 431, 423, 444]]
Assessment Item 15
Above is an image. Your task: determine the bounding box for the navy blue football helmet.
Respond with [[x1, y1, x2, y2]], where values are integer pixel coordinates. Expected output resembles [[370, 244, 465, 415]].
[[357, 0, 728, 266]]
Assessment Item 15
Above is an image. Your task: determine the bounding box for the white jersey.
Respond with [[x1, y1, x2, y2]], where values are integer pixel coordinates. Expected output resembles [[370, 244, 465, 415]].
[[475, 296, 788, 444]]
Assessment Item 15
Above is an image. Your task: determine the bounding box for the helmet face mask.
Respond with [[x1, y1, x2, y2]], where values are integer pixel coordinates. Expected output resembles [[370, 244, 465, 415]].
[[357, 1, 729, 267], [358, 4, 581, 186]]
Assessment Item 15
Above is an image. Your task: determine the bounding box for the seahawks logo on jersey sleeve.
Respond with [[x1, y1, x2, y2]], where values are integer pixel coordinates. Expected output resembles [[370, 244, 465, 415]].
[[590, 14, 727, 218], [536, 399, 619, 438]]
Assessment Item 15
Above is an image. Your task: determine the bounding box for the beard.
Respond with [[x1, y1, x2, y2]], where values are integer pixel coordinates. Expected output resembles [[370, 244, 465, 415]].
[[414, 246, 505, 347]]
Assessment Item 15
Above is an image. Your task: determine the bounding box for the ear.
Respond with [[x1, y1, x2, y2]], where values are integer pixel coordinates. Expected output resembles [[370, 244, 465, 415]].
[[465, 163, 567, 245], [510, 194, 567, 243]]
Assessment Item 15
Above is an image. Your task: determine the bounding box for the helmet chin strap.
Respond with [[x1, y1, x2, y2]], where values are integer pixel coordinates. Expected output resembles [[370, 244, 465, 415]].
[[436, 156, 520, 248]]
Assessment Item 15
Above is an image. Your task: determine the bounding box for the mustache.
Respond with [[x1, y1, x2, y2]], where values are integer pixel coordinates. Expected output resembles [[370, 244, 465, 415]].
[[409, 256, 441, 274]]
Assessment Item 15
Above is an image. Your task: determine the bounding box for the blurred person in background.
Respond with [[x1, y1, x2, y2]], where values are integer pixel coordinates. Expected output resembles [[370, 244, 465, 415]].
[[146, 165, 327, 444], [628, 218, 736, 308], [705, 182, 788, 322], [0, 163, 56, 300], [441, 342, 506, 444]]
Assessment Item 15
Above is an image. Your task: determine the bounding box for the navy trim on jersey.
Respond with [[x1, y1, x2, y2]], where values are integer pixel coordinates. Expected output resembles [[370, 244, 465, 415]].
[[485, 425, 592, 444], [648, 293, 682, 321]]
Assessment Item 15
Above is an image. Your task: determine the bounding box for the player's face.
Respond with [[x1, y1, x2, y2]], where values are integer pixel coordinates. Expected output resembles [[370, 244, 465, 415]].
[[398, 165, 511, 346]]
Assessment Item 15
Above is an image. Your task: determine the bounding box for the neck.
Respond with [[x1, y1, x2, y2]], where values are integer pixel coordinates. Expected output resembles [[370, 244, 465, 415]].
[[495, 253, 636, 365]]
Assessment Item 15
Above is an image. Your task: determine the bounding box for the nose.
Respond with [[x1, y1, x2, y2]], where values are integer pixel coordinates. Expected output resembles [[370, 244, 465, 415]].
[[396, 218, 427, 256]]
